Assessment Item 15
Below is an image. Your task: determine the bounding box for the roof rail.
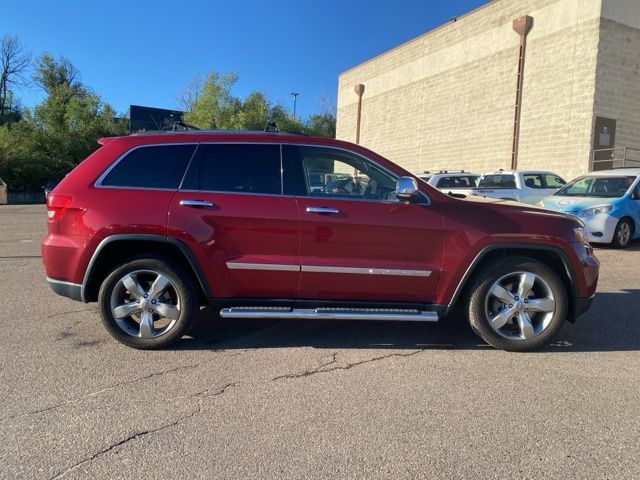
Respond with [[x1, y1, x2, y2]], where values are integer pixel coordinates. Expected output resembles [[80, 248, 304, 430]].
[[264, 122, 279, 132], [130, 128, 310, 137]]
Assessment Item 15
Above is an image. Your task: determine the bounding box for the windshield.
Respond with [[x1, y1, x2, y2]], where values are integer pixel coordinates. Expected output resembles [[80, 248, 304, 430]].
[[555, 175, 635, 198], [478, 174, 516, 188]]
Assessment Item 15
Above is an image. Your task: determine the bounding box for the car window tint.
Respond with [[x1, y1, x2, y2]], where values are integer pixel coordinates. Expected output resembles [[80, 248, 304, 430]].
[[523, 174, 544, 189], [544, 174, 565, 188], [478, 174, 516, 188], [436, 175, 478, 188], [101, 145, 196, 189], [182, 144, 282, 195], [297, 146, 398, 202]]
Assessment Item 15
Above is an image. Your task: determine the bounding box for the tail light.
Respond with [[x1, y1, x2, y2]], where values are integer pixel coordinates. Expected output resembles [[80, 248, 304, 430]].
[[47, 194, 73, 221]]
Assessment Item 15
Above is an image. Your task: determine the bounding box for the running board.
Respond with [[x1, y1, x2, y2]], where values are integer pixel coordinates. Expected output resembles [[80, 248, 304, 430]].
[[219, 306, 439, 322]]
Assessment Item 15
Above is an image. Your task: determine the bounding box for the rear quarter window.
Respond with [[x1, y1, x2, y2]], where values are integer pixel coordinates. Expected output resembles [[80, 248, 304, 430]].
[[100, 144, 197, 189]]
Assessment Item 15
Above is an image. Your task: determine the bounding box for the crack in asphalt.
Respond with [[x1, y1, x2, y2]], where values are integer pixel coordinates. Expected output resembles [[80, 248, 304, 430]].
[[49, 407, 202, 479], [272, 349, 424, 381], [47, 308, 96, 319], [271, 352, 339, 380], [49, 379, 239, 478], [195, 382, 237, 398], [0, 362, 202, 423], [9, 348, 426, 477]]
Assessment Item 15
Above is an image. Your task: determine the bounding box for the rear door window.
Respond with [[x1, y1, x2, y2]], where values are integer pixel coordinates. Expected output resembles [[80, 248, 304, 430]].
[[478, 174, 516, 188], [181, 143, 282, 195], [523, 174, 544, 189], [436, 175, 479, 188], [100, 144, 197, 189]]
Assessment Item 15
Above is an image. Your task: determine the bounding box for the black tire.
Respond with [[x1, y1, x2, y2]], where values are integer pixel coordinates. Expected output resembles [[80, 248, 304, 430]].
[[98, 256, 197, 349], [610, 218, 633, 249], [466, 256, 567, 352]]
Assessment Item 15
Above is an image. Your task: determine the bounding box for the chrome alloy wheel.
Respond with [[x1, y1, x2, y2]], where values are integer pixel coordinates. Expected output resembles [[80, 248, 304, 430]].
[[617, 221, 632, 246], [484, 271, 556, 341], [110, 270, 181, 339]]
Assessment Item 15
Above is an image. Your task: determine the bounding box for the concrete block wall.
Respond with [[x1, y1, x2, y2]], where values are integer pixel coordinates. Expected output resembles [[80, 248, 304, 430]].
[[337, 0, 605, 181], [594, 0, 640, 166]]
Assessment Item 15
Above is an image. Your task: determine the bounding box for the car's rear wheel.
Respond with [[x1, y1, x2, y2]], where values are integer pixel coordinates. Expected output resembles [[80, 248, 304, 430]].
[[611, 218, 633, 249], [466, 257, 567, 351], [98, 257, 197, 349]]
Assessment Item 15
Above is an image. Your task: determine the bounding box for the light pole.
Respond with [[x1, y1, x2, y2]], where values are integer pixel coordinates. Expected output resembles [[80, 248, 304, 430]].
[[354, 84, 365, 144], [290, 92, 299, 118]]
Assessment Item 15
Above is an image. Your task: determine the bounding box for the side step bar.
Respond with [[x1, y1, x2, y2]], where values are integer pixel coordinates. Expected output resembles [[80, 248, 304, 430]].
[[219, 307, 438, 322]]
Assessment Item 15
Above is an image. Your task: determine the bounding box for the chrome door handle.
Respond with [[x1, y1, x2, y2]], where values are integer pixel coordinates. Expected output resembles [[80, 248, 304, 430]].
[[306, 206, 340, 214], [179, 199, 214, 208]]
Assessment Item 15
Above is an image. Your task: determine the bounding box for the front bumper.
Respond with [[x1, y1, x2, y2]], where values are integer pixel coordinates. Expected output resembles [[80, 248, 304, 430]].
[[581, 214, 618, 244], [569, 293, 596, 322]]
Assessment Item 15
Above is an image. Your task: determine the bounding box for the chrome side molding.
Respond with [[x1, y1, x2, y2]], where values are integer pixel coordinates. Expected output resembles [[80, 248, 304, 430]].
[[301, 265, 431, 277], [225, 261, 431, 277], [226, 262, 299, 272]]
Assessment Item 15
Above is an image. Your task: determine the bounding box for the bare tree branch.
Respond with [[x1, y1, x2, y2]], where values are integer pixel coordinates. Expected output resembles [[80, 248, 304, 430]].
[[177, 74, 202, 112], [0, 35, 31, 114]]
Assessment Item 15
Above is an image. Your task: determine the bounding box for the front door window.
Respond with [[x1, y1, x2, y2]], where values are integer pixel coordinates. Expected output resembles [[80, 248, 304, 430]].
[[297, 147, 399, 202]]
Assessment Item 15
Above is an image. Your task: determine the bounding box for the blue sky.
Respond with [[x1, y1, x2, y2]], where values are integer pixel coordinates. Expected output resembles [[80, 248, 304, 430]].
[[4, 0, 486, 118]]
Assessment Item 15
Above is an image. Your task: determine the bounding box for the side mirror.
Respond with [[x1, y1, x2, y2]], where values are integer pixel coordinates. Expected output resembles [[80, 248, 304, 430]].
[[395, 176, 420, 202]]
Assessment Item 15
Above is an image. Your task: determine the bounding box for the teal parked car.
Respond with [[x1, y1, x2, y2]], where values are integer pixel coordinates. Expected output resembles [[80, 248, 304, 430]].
[[539, 168, 640, 248]]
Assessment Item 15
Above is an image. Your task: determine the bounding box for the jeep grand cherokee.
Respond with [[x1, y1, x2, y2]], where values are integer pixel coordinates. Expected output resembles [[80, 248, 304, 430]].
[[42, 131, 599, 351]]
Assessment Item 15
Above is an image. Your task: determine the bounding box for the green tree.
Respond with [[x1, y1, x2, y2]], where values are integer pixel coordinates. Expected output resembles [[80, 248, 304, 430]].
[[307, 112, 336, 138], [181, 72, 240, 129], [179, 71, 335, 137], [235, 91, 271, 130], [0, 54, 125, 191]]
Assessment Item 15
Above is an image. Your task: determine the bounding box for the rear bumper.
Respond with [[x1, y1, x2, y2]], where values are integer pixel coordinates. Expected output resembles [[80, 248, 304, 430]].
[[41, 232, 89, 285], [47, 277, 84, 302]]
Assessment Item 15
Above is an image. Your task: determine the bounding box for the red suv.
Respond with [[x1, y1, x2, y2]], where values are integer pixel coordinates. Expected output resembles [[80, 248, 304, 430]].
[[42, 131, 599, 351]]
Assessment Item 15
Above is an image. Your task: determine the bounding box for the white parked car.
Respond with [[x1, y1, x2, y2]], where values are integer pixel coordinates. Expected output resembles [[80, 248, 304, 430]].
[[456, 170, 566, 204], [418, 171, 480, 193]]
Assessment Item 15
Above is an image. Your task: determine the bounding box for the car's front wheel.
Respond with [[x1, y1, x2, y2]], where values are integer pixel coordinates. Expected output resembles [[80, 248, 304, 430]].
[[466, 257, 567, 351], [98, 257, 197, 349], [611, 218, 633, 249]]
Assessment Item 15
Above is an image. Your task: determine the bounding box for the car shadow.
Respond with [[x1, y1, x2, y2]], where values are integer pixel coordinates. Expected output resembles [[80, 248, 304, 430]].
[[171, 289, 640, 352], [593, 239, 640, 251]]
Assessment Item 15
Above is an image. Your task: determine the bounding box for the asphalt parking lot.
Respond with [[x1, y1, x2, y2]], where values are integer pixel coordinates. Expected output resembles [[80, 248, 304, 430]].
[[0, 204, 638, 479]]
